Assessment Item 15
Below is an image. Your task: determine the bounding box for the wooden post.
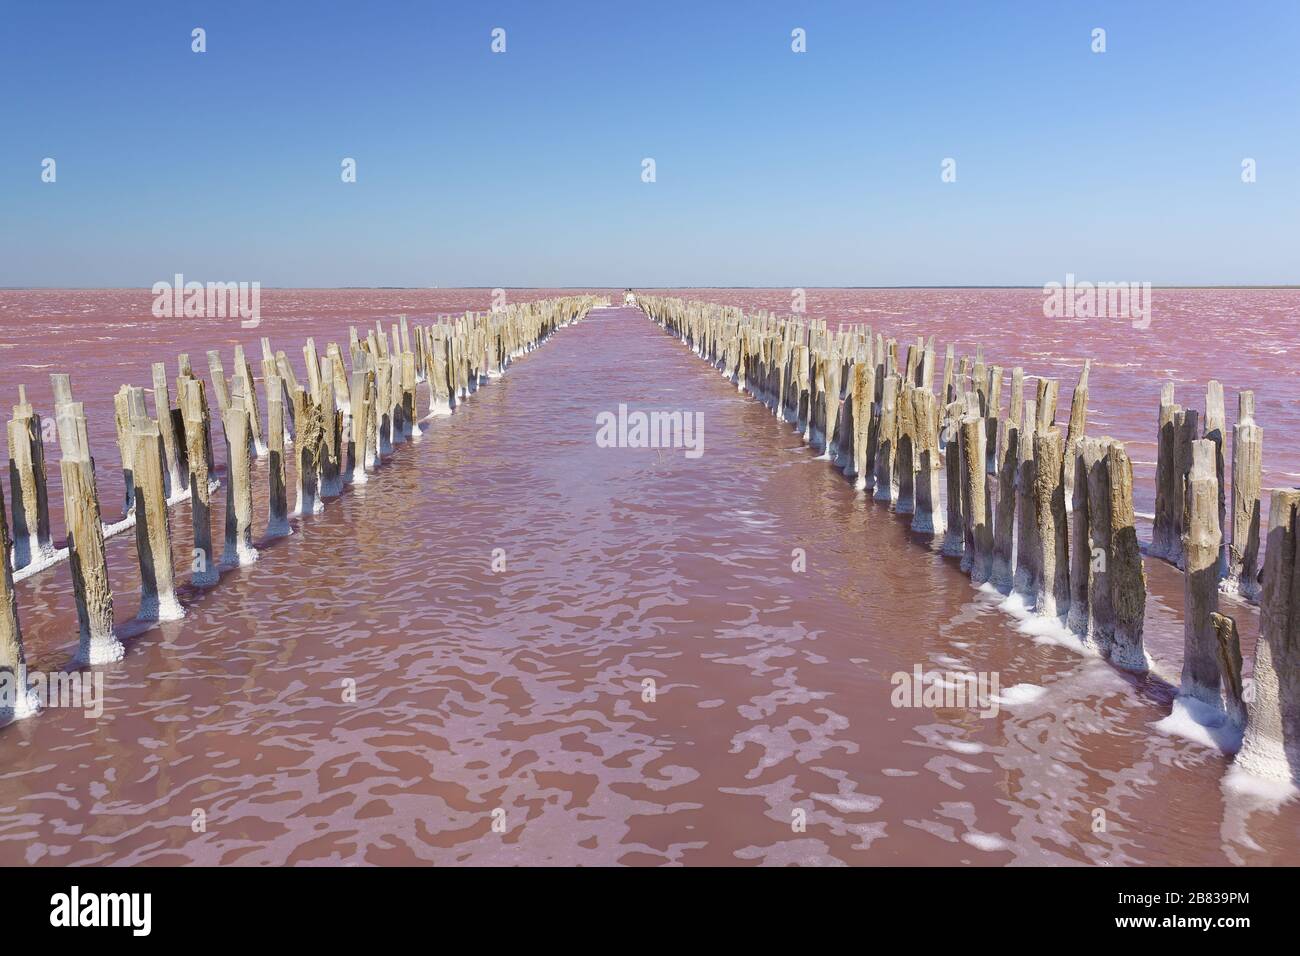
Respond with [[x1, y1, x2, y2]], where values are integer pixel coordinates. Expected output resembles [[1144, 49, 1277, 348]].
[[1106, 442, 1147, 672], [852, 360, 875, 491], [873, 374, 898, 503], [1078, 438, 1114, 650], [990, 413, 1019, 592], [54, 397, 123, 664], [1012, 400, 1039, 604], [1237, 489, 1300, 781], [291, 384, 324, 516], [7, 387, 55, 569], [130, 420, 184, 621], [151, 362, 186, 496], [180, 378, 217, 586], [319, 370, 343, 498], [1211, 612, 1247, 729], [1062, 360, 1089, 502], [1181, 439, 1222, 705], [941, 401, 965, 557], [220, 381, 258, 567], [1032, 429, 1070, 622], [1152, 382, 1180, 560], [960, 414, 991, 584], [233, 345, 267, 459], [0, 481, 38, 720], [265, 374, 291, 539], [894, 383, 916, 514], [1204, 380, 1227, 577], [1226, 391, 1262, 600], [911, 388, 944, 536]]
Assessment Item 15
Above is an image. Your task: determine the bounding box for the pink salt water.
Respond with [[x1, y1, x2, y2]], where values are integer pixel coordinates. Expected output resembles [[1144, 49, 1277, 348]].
[[0, 288, 1297, 866]]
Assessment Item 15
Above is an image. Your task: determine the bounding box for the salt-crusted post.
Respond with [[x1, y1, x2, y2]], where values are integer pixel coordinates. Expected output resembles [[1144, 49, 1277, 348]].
[[1237, 489, 1300, 782], [0, 482, 38, 720], [291, 385, 324, 515], [206, 350, 231, 416], [1033, 429, 1070, 622], [1204, 380, 1227, 577], [894, 383, 916, 513], [911, 388, 944, 537], [959, 414, 991, 583], [873, 374, 899, 504], [151, 362, 186, 496], [265, 374, 291, 538], [220, 381, 258, 567], [130, 420, 184, 621], [984, 365, 1002, 474], [1173, 407, 1200, 569], [112, 386, 138, 515], [1106, 442, 1147, 672], [1011, 400, 1040, 604], [346, 367, 370, 484], [1210, 612, 1247, 729], [7, 387, 55, 569], [1226, 391, 1262, 599], [53, 396, 123, 664], [941, 401, 965, 557], [1181, 439, 1222, 705], [180, 378, 217, 586], [319, 370, 343, 498], [233, 345, 267, 459], [1076, 438, 1114, 649], [990, 411, 1019, 592], [1062, 360, 1089, 501], [1152, 382, 1180, 560]]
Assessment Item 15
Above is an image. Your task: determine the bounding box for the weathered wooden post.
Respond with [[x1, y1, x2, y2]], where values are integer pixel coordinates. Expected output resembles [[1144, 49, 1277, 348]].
[[1062, 360, 1089, 501], [1210, 612, 1247, 729], [1032, 429, 1070, 622], [960, 414, 991, 583], [1226, 391, 1262, 599], [1181, 439, 1222, 705], [941, 401, 965, 557], [7, 387, 55, 569], [233, 344, 267, 459], [319, 370, 343, 498], [1012, 400, 1040, 604], [1204, 380, 1227, 577], [151, 362, 186, 496], [180, 378, 217, 586], [1080, 438, 1114, 650], [291, 384, 324, 516], [894, 383, 916, 514], [990, 411, 1019, 592], [53, 395, 124, 664], [112, 385, 138, 515], [130, 420, 184, 621], [873, 374, 899, 503], [265, 374, 291, 539], [220, 381, 258, 567], [0, 483, 38, 720], [1237, 489, 1300, 782], [852, 360, 875, 491], [911, 388, 944, 537], [1152, 382, 1180, 560], [1106, 442, 1147, 672]]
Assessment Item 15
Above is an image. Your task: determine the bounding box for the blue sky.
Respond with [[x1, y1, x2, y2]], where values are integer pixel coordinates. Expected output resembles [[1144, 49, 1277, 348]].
[[1, 0, 1297, 287]]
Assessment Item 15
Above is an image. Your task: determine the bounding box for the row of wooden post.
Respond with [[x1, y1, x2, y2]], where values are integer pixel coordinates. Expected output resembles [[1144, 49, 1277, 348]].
[[0, 297, 599, 722], [638, 295, 1297, 784]]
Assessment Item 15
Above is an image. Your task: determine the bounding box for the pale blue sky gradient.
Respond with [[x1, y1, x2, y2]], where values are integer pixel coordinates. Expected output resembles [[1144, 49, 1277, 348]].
[[2, 0, 1297, 287]]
